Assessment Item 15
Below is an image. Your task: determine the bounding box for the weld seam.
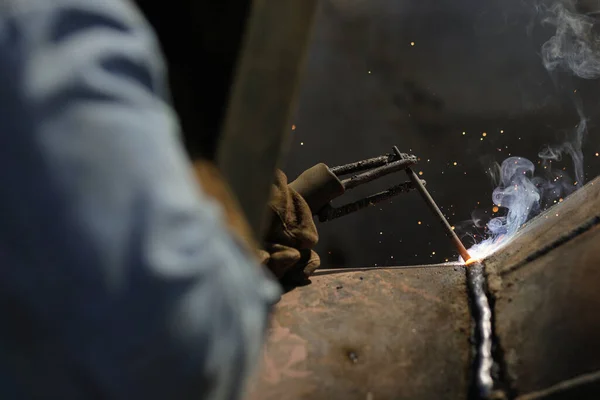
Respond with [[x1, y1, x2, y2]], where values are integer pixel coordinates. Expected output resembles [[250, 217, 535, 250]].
[[466, 262, 495, 399]]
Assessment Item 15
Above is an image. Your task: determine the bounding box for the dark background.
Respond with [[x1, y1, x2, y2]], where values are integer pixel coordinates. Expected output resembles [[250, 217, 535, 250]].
[[138, 0, 600, 267], [283, 0, 600, 267]]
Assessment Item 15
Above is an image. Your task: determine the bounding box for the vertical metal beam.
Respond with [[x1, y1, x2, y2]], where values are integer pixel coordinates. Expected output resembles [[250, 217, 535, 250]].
[[216, 0, 319, 238]]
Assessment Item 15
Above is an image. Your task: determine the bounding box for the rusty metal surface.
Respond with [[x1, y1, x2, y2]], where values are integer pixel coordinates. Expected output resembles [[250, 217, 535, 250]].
[[246, 265, 471, 400], [489, 223, 600, 399], [483, 176, 600, 275]]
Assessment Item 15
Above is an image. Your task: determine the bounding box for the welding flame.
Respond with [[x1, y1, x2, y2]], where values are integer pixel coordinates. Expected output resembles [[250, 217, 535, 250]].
[[462, 0, 599, 262]]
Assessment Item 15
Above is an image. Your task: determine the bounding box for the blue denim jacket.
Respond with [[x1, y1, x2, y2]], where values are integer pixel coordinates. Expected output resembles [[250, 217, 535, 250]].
[[0, 0, 280, 398]]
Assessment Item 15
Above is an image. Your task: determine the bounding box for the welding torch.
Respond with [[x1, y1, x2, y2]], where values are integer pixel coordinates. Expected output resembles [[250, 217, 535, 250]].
[[289, 150, 419, 222], [289, 146, 472, 262]]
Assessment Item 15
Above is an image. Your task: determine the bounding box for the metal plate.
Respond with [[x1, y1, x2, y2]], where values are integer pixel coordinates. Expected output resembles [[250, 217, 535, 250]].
[[491, 225, 600, 398], [246, 265, 471, 400]]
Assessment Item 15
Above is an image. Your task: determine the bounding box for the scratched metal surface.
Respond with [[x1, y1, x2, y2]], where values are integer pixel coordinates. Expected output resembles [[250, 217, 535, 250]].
[[490, 223, 600, 399], [245, 265, 471, 400], [478, 177, 600, 398]]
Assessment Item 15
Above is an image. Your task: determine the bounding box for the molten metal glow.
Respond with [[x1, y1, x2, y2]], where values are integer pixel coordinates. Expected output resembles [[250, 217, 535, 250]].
[[461, 233, 512, 265], [464, 258, 480, 266]]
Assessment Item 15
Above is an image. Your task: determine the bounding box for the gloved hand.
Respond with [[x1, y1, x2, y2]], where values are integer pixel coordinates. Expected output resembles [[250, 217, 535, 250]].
[[192, 161, 320, 284], [261, 170, 320, 286]]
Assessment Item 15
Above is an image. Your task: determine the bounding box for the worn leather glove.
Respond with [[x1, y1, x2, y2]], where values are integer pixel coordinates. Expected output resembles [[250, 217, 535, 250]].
[[192, 161, 320, 284], [261, 170, 320, 285]]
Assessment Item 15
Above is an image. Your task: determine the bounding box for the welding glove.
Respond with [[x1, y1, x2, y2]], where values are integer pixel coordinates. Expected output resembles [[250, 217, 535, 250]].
[[192, 161, 320, 283], [261, 170, 321, 285]]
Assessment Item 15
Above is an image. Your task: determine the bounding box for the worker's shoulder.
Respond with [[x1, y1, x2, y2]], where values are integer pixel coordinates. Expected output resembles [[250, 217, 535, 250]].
[[0, 0, 148, 29]]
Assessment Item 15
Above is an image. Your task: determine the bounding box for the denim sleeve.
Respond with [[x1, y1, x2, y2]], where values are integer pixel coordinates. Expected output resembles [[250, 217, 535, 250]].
[[0, 1, 280, 399]]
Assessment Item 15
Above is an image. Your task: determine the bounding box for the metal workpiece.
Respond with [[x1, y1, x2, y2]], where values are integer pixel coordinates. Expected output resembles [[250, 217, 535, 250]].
[[467, 176, 600, 400], [490, 223, 600, 399], [466, 262, 504, 400], [246, 266, 472, 400], [246, 169, 600, 400], [318, 180, 420, 222], [482, 187, 600, 399]]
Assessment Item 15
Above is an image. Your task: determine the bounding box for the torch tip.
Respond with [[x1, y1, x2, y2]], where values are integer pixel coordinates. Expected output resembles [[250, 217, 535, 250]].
[[464, 257, 479, 266]]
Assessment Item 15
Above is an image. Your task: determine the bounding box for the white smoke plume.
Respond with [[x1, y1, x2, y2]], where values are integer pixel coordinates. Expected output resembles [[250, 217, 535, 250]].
[[464, 0, 598, 261], [540, 0, 594, 186], [541, 1, 600, 79]]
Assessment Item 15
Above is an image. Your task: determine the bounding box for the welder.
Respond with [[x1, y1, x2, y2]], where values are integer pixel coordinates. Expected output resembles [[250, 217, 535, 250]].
[[0, 0, 320, 399]]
